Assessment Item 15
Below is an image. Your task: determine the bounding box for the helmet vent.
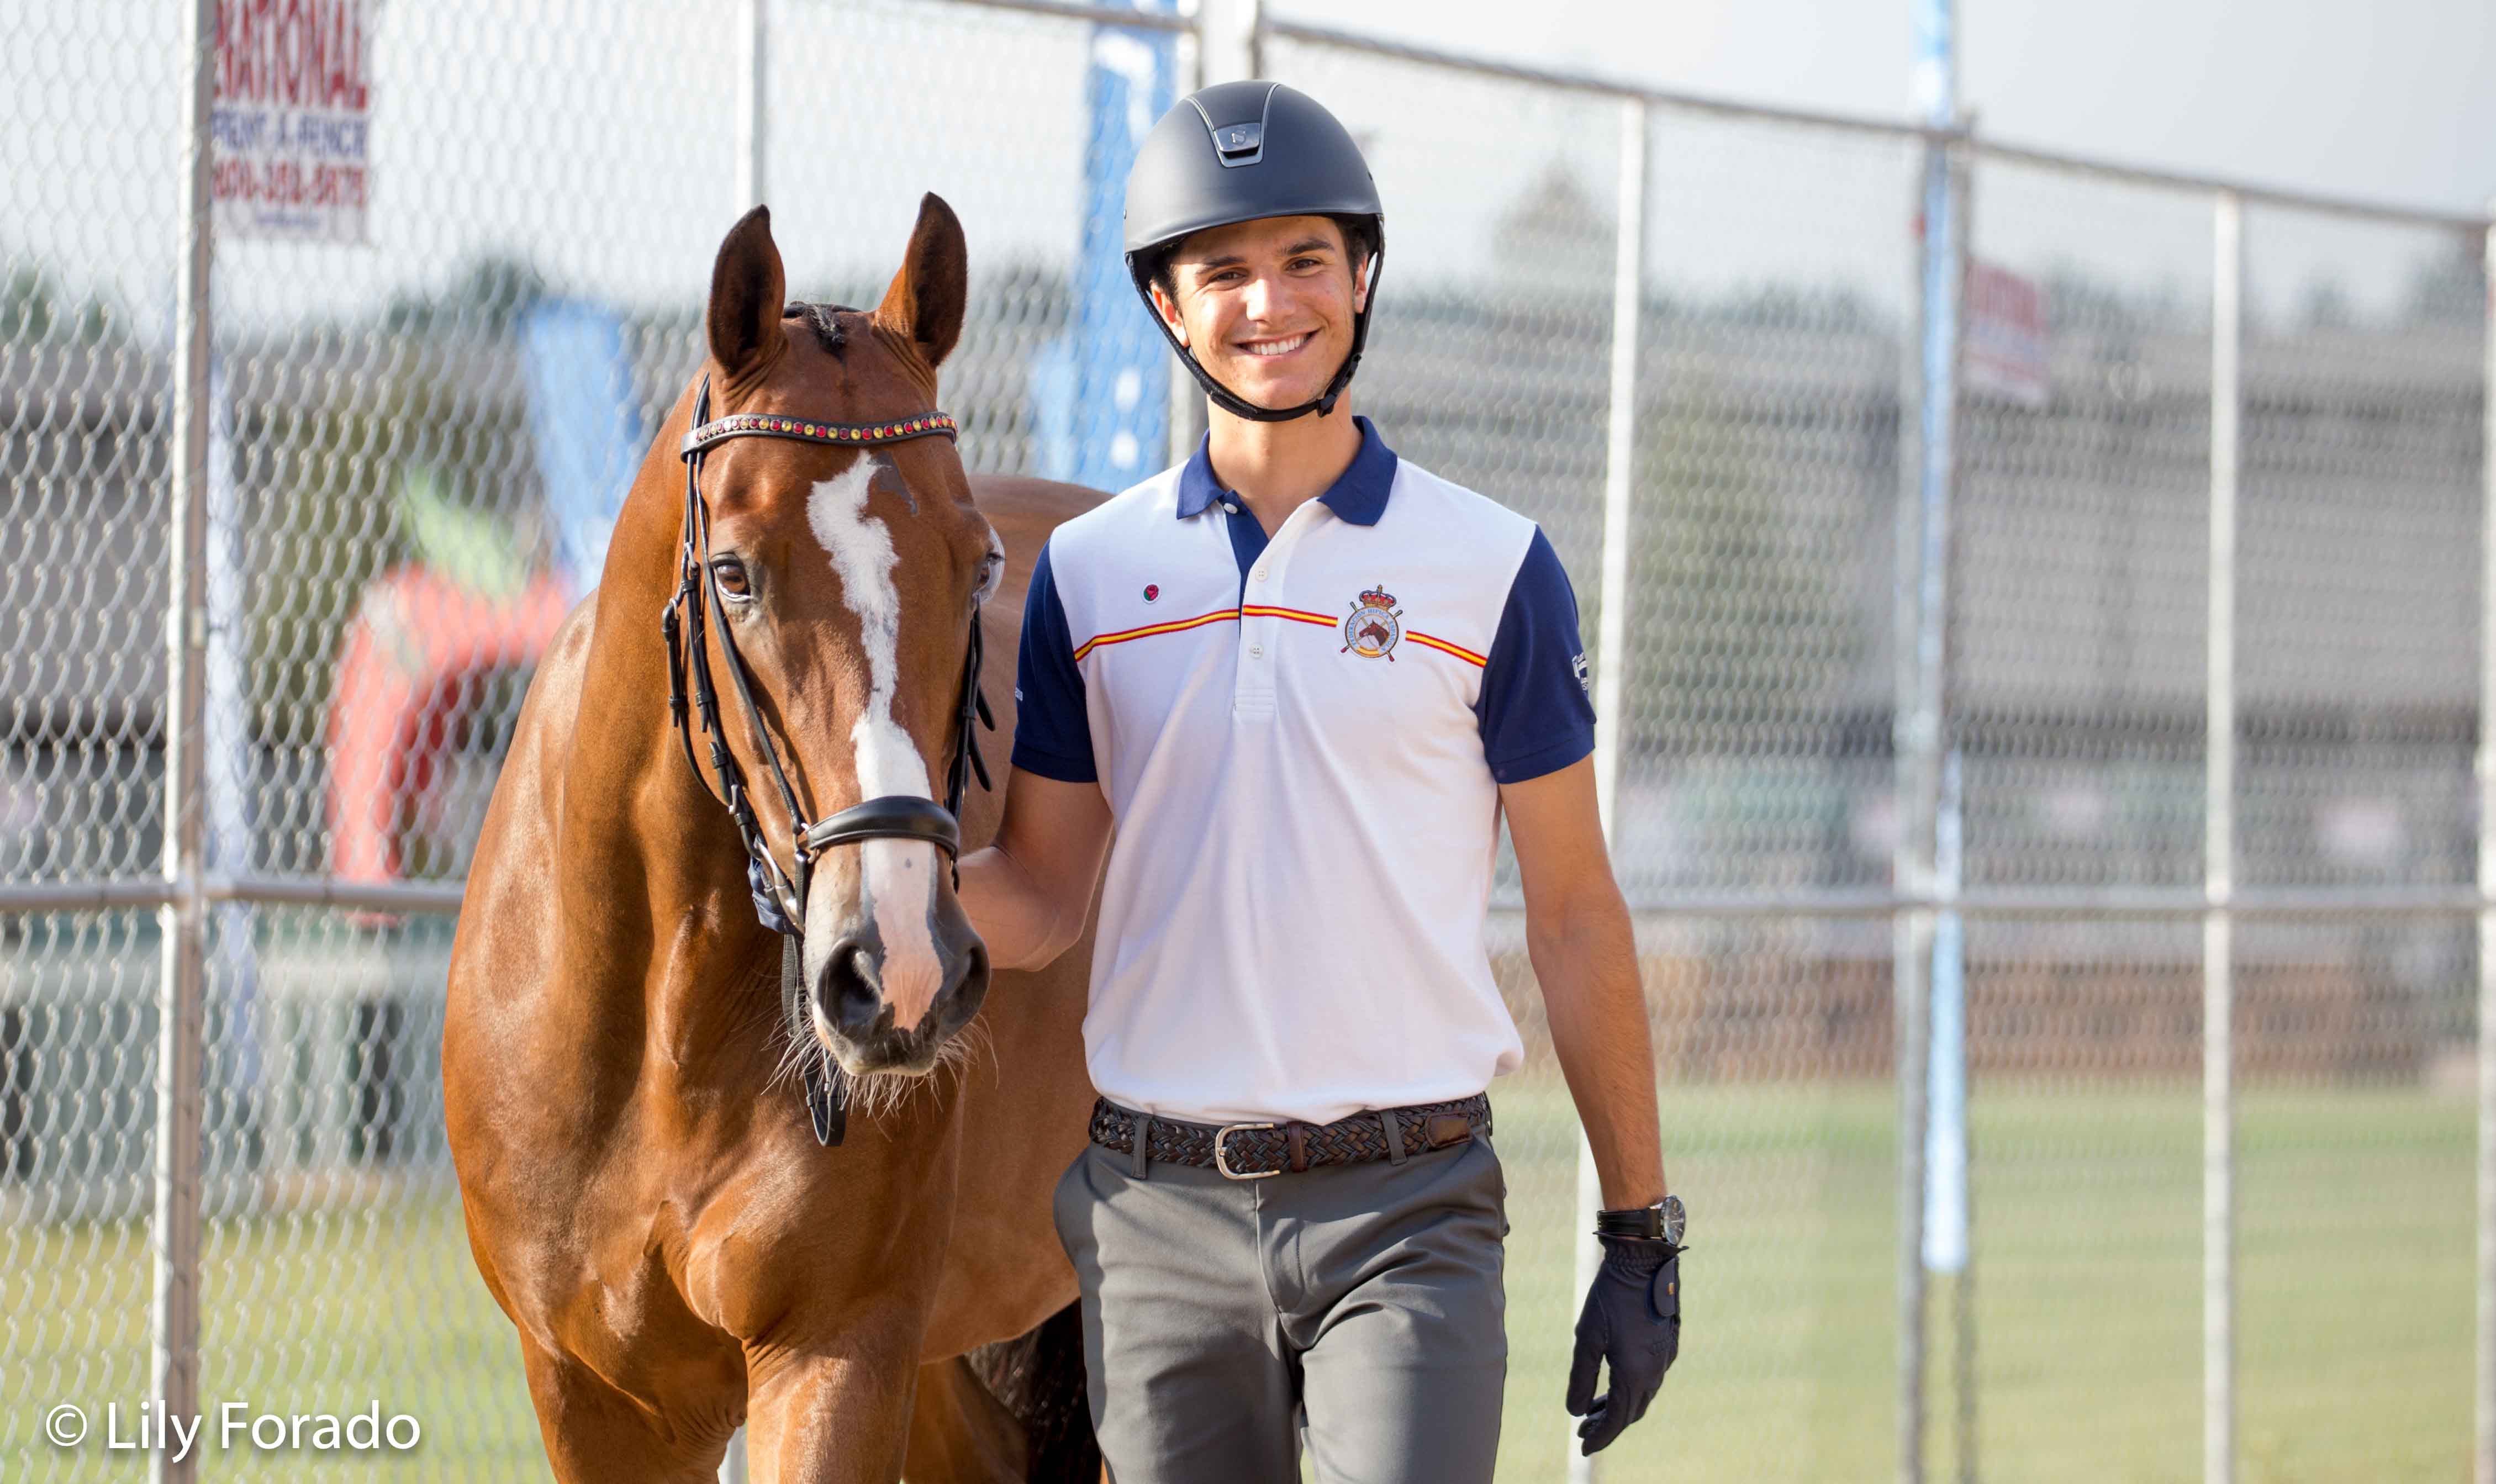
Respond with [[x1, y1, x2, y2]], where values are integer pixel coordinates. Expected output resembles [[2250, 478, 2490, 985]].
[[1212, 121, 1264, 166]]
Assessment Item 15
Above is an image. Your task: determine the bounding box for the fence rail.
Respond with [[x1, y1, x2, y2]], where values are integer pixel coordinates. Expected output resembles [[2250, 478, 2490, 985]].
[[2, 3, 2488, 1482]]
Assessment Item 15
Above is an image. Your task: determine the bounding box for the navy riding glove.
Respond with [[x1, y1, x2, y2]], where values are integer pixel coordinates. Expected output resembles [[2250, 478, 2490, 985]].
[[1566, 1235, 1681, 1455]]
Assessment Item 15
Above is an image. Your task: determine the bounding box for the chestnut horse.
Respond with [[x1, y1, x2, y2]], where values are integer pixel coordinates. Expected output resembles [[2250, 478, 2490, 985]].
[[444, 198, 1102, 1482]]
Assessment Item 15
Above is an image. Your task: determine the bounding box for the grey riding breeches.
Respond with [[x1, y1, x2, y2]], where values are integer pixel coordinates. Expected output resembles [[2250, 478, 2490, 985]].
[[1051, 1126, 1510, 1484]]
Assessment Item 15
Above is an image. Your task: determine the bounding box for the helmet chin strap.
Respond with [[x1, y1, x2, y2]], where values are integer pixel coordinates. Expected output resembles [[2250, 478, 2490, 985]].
[[1148, 251, 1381, 425], [1170, 332, 1360, 423]]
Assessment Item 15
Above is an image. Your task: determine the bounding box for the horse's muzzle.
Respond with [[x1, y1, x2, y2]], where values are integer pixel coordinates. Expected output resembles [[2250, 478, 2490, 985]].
[[809, 912, 990, 1075]]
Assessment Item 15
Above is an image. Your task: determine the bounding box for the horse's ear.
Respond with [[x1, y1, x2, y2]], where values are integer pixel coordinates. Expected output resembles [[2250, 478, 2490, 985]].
[[708, 205, 787, 378], [873, 193, 967, 372]]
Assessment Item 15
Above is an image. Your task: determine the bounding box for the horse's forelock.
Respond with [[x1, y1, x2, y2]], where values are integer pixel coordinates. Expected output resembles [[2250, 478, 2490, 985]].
[[779, 300, 850, 355]]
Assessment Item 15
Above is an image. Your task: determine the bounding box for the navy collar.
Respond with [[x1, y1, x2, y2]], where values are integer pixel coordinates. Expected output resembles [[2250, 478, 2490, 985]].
[[1174, 415, 1398, 527]]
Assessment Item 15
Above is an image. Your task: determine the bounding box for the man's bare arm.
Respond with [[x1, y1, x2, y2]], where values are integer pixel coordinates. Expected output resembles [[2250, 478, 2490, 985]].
[[957, 767, 1115, 972], [1502, 756, 1664, 1210]]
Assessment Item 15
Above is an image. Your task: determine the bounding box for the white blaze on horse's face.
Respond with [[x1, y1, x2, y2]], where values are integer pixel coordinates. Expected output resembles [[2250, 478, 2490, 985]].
[[803, 458, 946, 1032]]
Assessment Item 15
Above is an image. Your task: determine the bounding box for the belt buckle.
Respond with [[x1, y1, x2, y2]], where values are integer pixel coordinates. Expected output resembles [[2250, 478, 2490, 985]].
[[1213, 1122, 1279, 1181]]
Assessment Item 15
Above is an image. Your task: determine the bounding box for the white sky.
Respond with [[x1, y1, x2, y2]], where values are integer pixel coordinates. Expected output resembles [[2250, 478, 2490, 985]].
[[1306, 0, 2496, 216]]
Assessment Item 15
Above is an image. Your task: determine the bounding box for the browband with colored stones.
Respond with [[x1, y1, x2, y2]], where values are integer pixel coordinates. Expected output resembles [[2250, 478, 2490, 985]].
[[680, 409, 959, 457]]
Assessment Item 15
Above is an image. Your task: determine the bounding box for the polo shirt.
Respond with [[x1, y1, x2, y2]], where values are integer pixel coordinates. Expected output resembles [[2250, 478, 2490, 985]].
[[1011, 416, 1596, 1126]]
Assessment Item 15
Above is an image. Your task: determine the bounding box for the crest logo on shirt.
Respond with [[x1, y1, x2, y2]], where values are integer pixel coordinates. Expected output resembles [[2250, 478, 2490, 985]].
[[1341, 584, 1403, 661], [1143, 583, 1160, 603]]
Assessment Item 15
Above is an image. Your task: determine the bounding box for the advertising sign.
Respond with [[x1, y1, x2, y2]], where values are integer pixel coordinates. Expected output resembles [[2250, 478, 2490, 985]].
[[212, 0, 372, 243], [1966, 260, 2051, 407]]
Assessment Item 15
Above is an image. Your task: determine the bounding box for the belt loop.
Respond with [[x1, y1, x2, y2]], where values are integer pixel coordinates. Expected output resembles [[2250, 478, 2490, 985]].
[[1129, 1113, 1152, 1181], [1380, 1108, 1407, 1166]]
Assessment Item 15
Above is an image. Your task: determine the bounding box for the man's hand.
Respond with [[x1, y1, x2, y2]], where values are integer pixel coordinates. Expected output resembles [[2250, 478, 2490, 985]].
[[1567, 1236, 1681, 1454], [955, 767, 1112, 971]]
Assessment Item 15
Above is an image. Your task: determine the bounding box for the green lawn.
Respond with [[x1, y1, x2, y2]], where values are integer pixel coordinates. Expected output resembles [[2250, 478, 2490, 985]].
[[1487, 1080, 2473, 1483], [2, 1084, 2472, 1481]]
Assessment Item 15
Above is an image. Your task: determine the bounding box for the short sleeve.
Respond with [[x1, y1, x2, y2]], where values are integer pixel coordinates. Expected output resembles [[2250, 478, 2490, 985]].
[[1010, 540, 1098, 784], [1475, 526, 1597, 785]]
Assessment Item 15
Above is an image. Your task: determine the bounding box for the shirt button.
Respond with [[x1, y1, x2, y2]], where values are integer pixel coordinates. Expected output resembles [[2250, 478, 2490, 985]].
[[1253, 567, 1269, 582], [1249, 644, 1265, 658], [1222, 501, 1239, 514]]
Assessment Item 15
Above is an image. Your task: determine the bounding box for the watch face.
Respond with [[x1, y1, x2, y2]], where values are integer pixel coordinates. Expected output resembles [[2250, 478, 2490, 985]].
[[1660, 1193, 1686, 1245]]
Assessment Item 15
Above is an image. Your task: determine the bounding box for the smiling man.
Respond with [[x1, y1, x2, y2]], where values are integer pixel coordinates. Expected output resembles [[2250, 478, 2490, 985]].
[[956, 81, 1683, 1481]]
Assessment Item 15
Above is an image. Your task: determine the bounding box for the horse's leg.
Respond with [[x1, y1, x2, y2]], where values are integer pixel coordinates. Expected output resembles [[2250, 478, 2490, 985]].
[[900, 1357, 1027, 1483], [742, 1339, 923, 1484], [515, 1332, 735, 1484], [906, 1304, 1102, 1484]]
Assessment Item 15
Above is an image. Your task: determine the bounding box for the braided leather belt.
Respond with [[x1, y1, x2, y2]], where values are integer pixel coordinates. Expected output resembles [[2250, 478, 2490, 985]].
[[1088, 1094, 1493, 1180]]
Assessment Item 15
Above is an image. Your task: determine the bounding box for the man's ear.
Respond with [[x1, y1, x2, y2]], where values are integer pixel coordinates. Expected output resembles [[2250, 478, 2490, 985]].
[[1148, 277, 1190, 348], [1352, 255, 1371, 315]]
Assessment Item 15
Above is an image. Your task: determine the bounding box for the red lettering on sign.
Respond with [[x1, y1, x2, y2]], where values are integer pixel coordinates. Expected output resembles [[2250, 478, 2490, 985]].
[[217, 0, 369, 110]]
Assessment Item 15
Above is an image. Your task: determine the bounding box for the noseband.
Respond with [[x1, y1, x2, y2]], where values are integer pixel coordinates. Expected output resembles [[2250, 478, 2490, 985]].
[[659, 374, 994, 1145]]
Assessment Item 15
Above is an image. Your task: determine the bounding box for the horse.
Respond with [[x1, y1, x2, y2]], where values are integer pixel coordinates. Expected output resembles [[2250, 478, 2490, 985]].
[[443, 197, 1105, 1483]]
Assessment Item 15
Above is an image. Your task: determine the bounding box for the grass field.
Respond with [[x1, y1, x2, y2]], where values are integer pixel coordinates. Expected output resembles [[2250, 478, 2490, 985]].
[[2, 1082, 2472, 1482]]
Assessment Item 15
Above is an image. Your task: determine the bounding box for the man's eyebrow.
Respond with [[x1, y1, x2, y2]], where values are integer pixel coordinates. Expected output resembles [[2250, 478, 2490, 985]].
[[1183, 239, 1338, 275]]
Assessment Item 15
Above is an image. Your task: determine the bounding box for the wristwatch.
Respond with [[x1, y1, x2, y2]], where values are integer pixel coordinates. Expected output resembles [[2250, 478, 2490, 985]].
[[1595, 1193, 1686, 1246]]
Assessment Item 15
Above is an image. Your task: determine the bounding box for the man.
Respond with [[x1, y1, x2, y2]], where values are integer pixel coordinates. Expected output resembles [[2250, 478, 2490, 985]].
[[956, 81, 1682, 1482]]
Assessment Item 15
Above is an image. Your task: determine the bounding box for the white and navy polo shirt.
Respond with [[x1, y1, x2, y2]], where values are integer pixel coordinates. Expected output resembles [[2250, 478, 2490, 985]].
[[1012, 417, 1596, 1126]]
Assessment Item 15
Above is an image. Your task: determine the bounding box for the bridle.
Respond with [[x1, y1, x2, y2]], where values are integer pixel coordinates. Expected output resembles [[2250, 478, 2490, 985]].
[[659, 373, 994, 1144]]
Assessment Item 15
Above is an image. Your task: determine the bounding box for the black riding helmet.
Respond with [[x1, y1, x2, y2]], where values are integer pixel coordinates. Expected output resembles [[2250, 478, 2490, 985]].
[[1123, 81, 1385, 423]]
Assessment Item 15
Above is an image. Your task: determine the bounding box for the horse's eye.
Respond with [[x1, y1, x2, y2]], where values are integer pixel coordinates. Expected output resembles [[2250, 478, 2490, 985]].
[[711, 557, 752, 598]]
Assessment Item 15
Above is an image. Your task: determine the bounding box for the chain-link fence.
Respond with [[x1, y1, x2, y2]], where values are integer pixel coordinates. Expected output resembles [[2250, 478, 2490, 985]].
[[2, 2, 2488, 1482]]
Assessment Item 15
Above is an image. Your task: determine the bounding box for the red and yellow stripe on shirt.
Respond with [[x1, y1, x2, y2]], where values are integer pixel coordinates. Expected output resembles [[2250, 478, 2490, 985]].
[[1075, 604, 1488, 668], [1071, 608, 1238, 662], [1238, 603, 1337, 630], [1403, 631, 1488, 666]]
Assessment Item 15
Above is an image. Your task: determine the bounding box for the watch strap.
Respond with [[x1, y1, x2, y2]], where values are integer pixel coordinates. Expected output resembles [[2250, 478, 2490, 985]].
[[1594, 1194, 1685, 1244], [1595, 1206, 1664, 1240]]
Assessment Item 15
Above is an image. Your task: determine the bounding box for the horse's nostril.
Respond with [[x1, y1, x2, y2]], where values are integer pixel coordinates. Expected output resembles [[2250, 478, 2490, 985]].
[[825, 937, 887, 1039]]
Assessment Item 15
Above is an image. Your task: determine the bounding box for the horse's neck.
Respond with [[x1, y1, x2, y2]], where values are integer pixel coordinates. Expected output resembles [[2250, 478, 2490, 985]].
[[553, 550, 777, 1090]]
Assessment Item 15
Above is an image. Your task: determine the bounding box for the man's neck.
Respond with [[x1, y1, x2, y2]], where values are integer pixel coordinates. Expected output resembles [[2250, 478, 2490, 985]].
[[1202, 398, 1363, 532]]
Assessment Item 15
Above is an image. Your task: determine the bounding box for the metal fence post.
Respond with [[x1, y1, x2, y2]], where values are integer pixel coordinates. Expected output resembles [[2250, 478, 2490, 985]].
[[1569, 93, 1650, 1484], [2476, 198, 2496, 1484], [2206, 187, 2243, 1484], [1895, 110, 1967, 1484], [1939, 123, 1978, 1484], [150, 3, 217, 1480], [1892, 232, 1929, 1484], [736, 0, 768, 211]]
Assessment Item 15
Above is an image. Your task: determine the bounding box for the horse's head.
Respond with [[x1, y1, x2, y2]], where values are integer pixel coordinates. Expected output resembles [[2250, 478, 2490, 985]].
[[684, 198, 1001, 1079]]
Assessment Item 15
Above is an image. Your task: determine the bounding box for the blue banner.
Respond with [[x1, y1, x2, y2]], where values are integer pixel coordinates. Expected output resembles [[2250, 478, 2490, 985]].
[[1038, 1, 1178, 491], [523, 299, 643, 599]]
